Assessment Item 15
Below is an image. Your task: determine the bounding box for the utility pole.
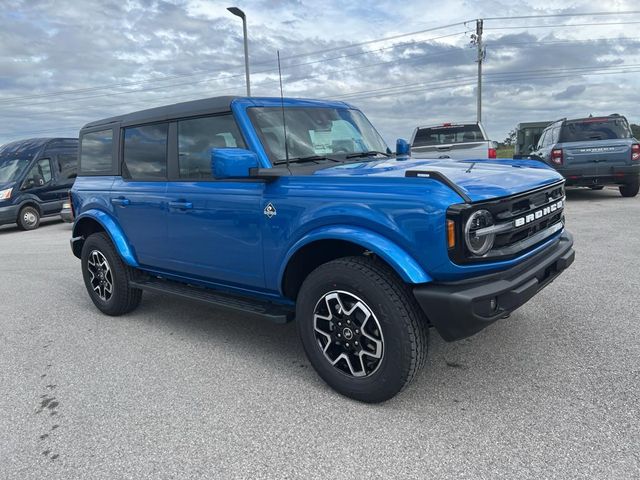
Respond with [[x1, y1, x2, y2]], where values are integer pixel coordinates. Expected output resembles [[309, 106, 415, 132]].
[[475, 19, 484, 123]]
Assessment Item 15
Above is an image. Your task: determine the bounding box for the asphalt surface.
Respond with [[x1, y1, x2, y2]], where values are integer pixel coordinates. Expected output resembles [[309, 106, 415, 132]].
[[0, 187, 638, 479]]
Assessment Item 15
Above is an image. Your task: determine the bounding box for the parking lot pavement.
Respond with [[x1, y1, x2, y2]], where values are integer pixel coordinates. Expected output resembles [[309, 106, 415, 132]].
[[0, 189, 638, 480]]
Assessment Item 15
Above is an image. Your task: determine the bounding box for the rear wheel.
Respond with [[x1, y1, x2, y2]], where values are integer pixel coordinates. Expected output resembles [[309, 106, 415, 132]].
[[81, 233, 142, 315], [296, 256, 428, 403], [17, 205, 40, 230], [620, 180, 639, 198]]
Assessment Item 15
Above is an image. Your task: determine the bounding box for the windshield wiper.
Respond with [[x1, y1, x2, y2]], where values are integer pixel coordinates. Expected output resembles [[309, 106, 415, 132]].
[[274, 155, 340, 165], [345, 151, 391, 159]]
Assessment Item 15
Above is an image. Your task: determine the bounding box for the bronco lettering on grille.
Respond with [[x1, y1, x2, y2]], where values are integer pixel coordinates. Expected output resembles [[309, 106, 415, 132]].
[[514, 200, 563, 228]]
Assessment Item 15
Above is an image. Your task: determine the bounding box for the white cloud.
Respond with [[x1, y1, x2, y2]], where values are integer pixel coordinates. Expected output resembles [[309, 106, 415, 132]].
[[0, 0, 639, 146]]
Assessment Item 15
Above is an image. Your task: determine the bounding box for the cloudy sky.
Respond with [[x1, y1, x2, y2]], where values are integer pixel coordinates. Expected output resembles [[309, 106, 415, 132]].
[[1, 0, 639, 147]]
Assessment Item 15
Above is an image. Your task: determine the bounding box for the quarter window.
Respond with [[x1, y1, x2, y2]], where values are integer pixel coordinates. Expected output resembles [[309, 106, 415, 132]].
[[178, 115, 245, 179], [81, 129, 113, 174], [123, 123, 168, 180]]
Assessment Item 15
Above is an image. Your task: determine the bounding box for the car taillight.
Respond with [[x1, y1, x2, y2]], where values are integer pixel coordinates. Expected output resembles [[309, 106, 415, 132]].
[[632, 144, 640, 161], [68, 191, 75, 218], [488, 148, 497, 159], [551, 149, 563, 165]]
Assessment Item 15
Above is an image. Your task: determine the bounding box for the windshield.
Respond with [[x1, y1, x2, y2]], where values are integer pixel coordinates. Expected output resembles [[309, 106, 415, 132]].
[[560, 117, 631, 142], [0, 157, 31, 183], [413, 124, 485, 146], [248, 107, 389, 163]]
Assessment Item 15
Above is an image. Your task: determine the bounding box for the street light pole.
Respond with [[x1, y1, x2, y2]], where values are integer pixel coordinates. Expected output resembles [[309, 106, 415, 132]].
[[227, 7, 251, 96]]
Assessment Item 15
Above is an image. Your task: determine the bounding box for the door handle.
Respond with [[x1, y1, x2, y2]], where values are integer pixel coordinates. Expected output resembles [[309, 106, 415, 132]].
[[111, 197, 130, 206], [169, 200, 193, 210]]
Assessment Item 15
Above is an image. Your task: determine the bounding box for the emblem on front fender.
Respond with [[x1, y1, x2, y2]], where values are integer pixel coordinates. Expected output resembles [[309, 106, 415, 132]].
[[264, 202, 277, 218]]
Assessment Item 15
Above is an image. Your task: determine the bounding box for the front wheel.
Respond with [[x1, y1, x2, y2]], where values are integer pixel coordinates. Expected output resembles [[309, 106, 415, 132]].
[[81, 233, 142, 316], [620, 180, 639, 198], [17, 205, 40, 230], [296, 256, 428, 403]]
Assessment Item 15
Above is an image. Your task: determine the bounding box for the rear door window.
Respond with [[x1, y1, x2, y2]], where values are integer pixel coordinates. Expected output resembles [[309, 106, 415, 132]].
[[177, 115, 245, 179], [413, 125, 484, 146], [80, 129, 113, 174], [123, 123, 168, 180], [560, 118, 631, 142]]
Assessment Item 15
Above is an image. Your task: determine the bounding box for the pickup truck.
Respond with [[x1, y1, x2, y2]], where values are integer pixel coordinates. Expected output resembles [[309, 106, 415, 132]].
[[410, 122, 497, 159], [70, 96, 574, 403], [528, 114, 639, 197]]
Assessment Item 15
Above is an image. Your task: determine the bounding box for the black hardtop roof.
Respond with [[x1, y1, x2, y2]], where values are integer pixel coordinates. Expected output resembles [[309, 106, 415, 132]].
[[81, 96, 239, 130], [0, 137, 77, 157]]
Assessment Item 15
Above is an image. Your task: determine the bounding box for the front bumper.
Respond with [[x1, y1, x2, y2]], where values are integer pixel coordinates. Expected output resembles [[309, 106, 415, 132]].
[[0, 204, 19, 226], [414, 231, 575, 342], [60, 208, 74, 223]]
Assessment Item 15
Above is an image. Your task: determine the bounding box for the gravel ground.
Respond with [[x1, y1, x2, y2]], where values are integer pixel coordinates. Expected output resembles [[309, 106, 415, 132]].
[[0, 187, 638, 479]]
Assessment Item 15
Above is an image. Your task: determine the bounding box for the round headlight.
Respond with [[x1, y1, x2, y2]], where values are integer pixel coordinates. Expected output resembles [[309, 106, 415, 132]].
[[465, 209, 495, 256]]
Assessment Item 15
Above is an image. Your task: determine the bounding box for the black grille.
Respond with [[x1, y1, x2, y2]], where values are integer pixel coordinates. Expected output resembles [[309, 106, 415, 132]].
[[448, 181, 566, 263]]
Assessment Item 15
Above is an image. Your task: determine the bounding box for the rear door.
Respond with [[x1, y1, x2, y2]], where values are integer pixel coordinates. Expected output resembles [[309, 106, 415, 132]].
[[110, 123, 170, 268]]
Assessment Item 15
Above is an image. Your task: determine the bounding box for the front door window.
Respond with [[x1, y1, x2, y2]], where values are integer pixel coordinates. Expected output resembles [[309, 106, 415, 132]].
[[24, 158, 52, 188]]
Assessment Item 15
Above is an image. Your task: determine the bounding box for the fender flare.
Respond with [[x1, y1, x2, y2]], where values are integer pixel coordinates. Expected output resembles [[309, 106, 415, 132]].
[[73, 209, 138, 267], [278, 225, 432, 289]]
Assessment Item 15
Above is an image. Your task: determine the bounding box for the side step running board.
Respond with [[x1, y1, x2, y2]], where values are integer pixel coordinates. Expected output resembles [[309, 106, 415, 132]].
[[129, 278, 294, 324]]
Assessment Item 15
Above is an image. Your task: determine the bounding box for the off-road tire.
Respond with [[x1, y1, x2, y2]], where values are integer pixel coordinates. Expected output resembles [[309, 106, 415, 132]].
[[81, 233, 142, 316], [17, 205, 40, 230], [296, 256, 428, 403]]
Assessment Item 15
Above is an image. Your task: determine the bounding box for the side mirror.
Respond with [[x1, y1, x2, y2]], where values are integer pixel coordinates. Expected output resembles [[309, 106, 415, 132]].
[[527, 144, 535, 153], [396, 138, 411, 156], [211, 148, 259, 179], [22, 178, 36, 190]]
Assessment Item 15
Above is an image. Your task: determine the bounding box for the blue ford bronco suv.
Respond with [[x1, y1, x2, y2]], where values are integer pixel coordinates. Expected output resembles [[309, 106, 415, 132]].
[[71, 96, 574, 402]]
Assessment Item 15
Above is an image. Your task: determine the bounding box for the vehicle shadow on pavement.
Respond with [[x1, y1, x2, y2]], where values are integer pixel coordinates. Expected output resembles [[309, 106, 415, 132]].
[[127, 290, 511, 405], [0, 217, 67, 235], [565, 186, 627, 202]]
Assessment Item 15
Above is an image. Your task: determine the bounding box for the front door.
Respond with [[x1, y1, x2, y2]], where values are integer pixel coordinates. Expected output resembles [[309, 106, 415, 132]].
[[22, 157, 60, 214], [164, 113, 265, 289], [166, 181, 265, 289]]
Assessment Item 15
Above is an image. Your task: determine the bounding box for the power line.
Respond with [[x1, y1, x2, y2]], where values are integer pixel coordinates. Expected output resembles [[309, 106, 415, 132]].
[[484, 10, 640, 21], [0, 31, 471, 109], [332, 64, 640, 101], [487, 20, 640, 30], [0, 27, 472, 106], [6, 65, 640, 138]]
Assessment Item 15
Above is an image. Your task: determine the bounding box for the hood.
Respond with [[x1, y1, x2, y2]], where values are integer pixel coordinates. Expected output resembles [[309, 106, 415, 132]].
[[0, 181, 16, 192], [312, 157, 563, 202]]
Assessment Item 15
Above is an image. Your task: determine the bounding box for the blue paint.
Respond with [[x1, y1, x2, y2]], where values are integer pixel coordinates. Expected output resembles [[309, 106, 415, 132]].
[[72, 96, 570, 303], [212, 148, 259, 179], [73, 208, 138, 267]]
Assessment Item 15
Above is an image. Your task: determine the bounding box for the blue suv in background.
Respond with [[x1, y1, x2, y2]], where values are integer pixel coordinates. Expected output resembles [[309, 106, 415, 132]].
[[70, 96, 574, 402], [0, 138, 78, 230], [530, 114, 639, 197]]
